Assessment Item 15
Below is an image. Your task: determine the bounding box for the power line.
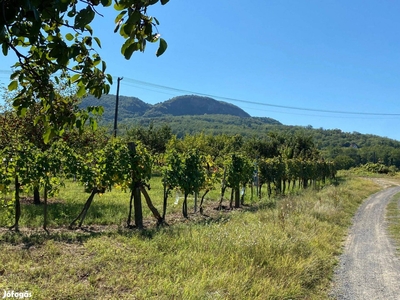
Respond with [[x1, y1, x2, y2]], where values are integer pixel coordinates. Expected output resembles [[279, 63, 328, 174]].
[[243, 106, 400, 120], [120, 80, 177, 97], [0, 69, 398, 117], [119, 76, 400, 117], [120, 78, 398, 120]]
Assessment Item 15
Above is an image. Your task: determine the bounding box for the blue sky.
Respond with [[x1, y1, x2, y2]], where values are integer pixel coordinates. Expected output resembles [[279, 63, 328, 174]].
[[1, 0, 400, 140]]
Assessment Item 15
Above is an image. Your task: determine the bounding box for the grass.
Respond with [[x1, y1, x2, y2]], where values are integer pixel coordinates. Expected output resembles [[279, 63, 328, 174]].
[[1, 176, 186, 228], [0, 175, 382, 299], [0, 175, 264, 228], [386, 192, 400, 255]]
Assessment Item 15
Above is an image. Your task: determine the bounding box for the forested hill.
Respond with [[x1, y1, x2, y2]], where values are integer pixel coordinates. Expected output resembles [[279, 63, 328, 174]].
[[80, 94, 151, 122], [143, 95, 251, 117], [80, 93, 400, 170], [80, 94, 254, 121]]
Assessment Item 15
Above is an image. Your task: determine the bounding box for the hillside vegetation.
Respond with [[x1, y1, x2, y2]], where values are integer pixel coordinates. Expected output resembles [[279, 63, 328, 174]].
[[80, 94, 400, 170], [81, 94, 253, 120], [144, 95, 251, 117]]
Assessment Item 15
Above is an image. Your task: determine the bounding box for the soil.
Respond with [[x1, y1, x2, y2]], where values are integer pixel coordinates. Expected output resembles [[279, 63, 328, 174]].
[[330, 179, 400, 299]]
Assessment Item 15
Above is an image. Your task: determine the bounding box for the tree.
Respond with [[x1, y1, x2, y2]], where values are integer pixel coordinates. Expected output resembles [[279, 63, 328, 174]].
[[127, 123, 173, 155], [0, 83, 107, 205], [1, 0, 169, 141]]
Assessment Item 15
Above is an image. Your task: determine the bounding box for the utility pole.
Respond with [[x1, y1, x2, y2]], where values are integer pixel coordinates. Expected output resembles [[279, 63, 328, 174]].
[[113, 77, 123, 137]]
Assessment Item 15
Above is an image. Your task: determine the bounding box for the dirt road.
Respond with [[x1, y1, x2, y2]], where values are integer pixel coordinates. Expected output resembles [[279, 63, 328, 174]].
[[330, 184, 400, 299]]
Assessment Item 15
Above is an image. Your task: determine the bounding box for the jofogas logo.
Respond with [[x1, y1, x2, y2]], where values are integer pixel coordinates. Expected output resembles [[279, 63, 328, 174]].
[[2, 290, 32, 299]]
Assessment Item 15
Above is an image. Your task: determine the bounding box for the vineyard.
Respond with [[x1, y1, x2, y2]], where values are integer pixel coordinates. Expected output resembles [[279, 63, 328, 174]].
[[3, 113, 389, 299], [0, 123, 336, 231], [0, 1, 390, 297]]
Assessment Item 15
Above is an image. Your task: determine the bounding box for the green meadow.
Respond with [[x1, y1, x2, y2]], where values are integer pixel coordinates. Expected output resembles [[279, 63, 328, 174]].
[[0, 174, 381, 299]]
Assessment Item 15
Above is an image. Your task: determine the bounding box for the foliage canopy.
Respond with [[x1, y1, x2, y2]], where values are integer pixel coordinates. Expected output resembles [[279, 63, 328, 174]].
[[0, 0, 169, 142]]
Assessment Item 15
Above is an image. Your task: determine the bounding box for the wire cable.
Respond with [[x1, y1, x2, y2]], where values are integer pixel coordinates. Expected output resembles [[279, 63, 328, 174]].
[[0, 69, 398, 117]]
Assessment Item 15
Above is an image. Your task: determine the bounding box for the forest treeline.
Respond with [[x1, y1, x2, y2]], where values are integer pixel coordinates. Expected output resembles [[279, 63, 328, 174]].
[[124, 121, 400, 171], [81, 93, 400, 171]]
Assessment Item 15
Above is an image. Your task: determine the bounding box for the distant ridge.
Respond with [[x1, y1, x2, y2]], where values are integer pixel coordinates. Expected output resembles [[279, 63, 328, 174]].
[[80, 94, 151, 122], [143, 95, 251, 118], [81, 94, 255, 121]]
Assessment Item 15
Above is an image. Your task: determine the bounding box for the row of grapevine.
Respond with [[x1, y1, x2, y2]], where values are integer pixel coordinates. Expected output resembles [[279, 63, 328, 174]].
[[0, 134, 337, 231], [258, 158, 336, 198], [0, 138, 163, 231], [160, 147, 336, 218]]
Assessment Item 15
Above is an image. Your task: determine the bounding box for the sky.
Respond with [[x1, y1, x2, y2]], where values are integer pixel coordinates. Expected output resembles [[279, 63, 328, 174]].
[[1, 0, 400, 140]]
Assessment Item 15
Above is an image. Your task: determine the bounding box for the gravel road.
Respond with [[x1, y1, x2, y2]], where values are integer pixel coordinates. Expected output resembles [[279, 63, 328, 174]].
[[330, 184, 400, 299]]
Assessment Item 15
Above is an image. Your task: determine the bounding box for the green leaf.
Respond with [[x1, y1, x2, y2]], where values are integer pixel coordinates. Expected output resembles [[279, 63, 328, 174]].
[[49, 47, 60, 59], [121, 38, 134, 58], [75, 119, 82, 129], [2, 43, 8, 56], [65, 33, 74, 41], [104, 83, 110, 94], [122, 23, 133, 37], [156, 38, 167, 57], [113, 3, 125, 11], [115, 11, 127, 23], [140, 39, 146, 52], [161, 0, 169, 4], [71, 73, 80, 83], [97, 106, 104, 115], [19, 107, 27, 117], [43, 127, 53, 144], [90, 118, 98, 131], [126, 11, 141, 25], [84, 36, 92, 46], [67, 8, 76, 18], [123, 43, 136, 59], [69, 45, 80, 58], [89, 106, 105, 116], [77, 85, 86, 97], [75, 7, 95, 31], [106, 74, 113, 84], [102, 61, 107, 72], [33, 115, 41, 126], [101, 0, 112, 6], [85, 24, 93, 35], [94, 37, 101, 48], [8, 80, 18, 91]]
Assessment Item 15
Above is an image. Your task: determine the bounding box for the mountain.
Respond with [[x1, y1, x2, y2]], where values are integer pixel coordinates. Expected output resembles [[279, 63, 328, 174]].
[[80, 94, 151, 122], [80, 94, 255, 121], [143, 95, 251, 118]]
